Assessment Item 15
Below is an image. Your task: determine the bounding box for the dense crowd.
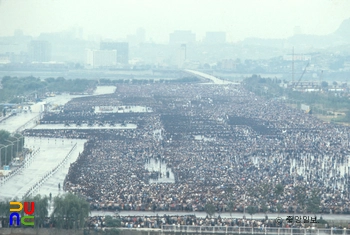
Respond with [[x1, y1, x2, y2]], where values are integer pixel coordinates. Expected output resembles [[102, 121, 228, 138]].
[[24, 83, 350, 214], [88, 215, 329, 229], [2, 214, 336, 229]]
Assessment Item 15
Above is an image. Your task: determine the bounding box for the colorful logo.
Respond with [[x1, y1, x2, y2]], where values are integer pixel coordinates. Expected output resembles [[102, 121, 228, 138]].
[[9, 202, 35, 226]]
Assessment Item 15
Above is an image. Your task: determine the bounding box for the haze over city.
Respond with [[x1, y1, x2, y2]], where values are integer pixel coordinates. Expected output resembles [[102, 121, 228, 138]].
[[1, 0, 350, 42]]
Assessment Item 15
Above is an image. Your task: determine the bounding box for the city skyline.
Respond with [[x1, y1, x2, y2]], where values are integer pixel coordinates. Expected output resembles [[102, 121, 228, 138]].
[[0, 0, 350, 43]]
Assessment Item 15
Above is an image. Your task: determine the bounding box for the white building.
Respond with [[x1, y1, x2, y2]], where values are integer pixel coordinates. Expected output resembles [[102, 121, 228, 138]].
[[86, 49, 117, 68]]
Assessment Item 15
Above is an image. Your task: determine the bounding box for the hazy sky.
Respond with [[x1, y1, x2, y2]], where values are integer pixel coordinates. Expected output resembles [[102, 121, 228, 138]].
[[0, 0, 349, 43]]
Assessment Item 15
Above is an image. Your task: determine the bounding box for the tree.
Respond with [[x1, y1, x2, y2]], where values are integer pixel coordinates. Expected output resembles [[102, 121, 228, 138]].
[[45, 77, 55, 83], [307, 189, 321, 215], [29, 194, 49, 228], [276, 203, 283, 216], [321, 81, 328, 89], [247, 186, 257, 197], [225, 187, 236, 217], [258, 183, 272, 201], [0, 130, 16, 166], [260, 201, 269, 216], [19, 194, 48, 228], [0, 130, 11, 145], [51, 193, 90, 230], [0, 131, 24, 166], [13, 133, 25, 152], [203, 63, 210, 69], [204, 203, 216, 218], [275, 184, 284, 198], [0, 200, 11, 227], [295, 185, 307, 213], [104, 215, 121, 227], [247, 205, 257, 221], [227, 201, 235, 218]]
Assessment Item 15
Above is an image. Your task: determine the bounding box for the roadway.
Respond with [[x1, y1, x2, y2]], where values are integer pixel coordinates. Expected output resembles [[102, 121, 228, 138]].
[[0, 137, 86, 201], [0, 86, 117, 133], [185, 70, 240, 85], [0, 86, 115, 202]]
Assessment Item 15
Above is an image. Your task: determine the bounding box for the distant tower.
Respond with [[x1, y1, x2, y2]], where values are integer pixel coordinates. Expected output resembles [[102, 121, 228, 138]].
[[100, 41, 129, 64], [292, 47, 294, 83], [176, 44, 186, 68], [28, 40, 51, 62], [86, 49, 117, 68], [180, 44, 186, 60]]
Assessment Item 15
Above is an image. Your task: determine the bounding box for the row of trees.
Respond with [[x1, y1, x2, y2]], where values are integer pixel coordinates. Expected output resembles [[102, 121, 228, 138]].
[[0, 130, 24, 167], [0, 75, 201, 103], [0, 76, 97, 103], [0, 193, 90, 229], [51, 193, 90, 229], [98, 77, 201, 85]]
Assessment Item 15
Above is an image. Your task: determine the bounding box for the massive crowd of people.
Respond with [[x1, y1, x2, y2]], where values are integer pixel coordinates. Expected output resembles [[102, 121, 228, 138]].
[[24, 83, 350, 215], [2, 214, 335, 229], [88, 214, 329, 229]]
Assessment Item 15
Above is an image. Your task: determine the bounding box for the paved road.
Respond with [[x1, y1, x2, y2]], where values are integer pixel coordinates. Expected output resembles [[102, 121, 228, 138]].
[[185, 70, 239, 85], [0, 86, 117, 133], [0, 87, 116, 201], [0, 137, 86, 201], [0, 108, 42, 133]]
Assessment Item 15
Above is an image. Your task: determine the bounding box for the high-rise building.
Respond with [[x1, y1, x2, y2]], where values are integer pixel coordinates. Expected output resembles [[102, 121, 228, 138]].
[[127, 28, 146, 47], [169, 31, 196, 44], [100, 42, 129, 64], [204, 32, 226, 44], [176, 44, 186, 68], [86, 49, 117, 68], [28, 40, 51, 62]]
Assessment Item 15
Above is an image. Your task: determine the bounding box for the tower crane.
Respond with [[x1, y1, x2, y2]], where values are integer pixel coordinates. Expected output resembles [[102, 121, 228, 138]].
[[294, 62, 310, 89]]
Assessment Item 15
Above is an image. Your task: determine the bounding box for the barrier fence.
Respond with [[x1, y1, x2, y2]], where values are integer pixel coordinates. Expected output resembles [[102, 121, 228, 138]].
[[161, 225, 350, 235], [22, 143, 77, 199], [15, 113, 41, 133], [0, 147, 40, 186]]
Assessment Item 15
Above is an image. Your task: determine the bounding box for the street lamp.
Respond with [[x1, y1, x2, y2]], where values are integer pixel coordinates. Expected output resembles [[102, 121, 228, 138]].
[[0, 144, 7, 168], [12, 135, 24, 158], [1, 144, 12, 167], [5, 140, 15, 165]]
